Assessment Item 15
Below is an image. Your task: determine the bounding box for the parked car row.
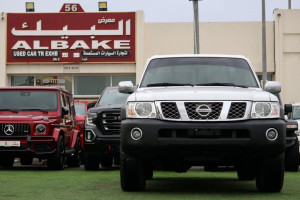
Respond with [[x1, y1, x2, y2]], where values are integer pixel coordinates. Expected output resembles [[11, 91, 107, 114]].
[[0, 55, 300, 194]]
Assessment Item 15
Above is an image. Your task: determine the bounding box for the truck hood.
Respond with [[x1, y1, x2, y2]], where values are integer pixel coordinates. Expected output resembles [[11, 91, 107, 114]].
[[128, 86, 278, 102], [0, 114, 55, 122]]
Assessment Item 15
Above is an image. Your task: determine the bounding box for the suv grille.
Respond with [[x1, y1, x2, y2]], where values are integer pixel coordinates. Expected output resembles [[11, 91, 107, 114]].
[[0, 123, 31, 136], [185, 102, 223, 120], [227, 102, 247, 119], [159, 101, 249, 121], [99, 111, 121, 135], [161, 102, 180, 119]]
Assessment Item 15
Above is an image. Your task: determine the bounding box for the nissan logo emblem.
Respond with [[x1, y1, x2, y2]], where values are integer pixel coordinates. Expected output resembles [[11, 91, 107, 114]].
[[4, 124, 14, 136], [196, 104, 212, 117]]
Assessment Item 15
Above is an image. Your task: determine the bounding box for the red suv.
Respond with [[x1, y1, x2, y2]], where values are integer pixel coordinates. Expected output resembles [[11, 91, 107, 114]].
[[0, 87, 81, 169]]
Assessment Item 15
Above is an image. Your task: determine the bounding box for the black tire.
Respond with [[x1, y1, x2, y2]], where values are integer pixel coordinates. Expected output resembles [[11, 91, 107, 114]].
[[48, 135, 65, 170], [84, 152, 99, 170], [144, 163, 153, 180], [237, 163, 255, 181], [0, 156, 14, 168], [67, 136, 82, 167], [204, 165, 218, 172], [20, 156, 33, 165], [120, 151, 145, 191], [256, 153, 284, 193], [114, 154, 120, 166], [101, 156, 113, 168], [285, 139, 300, 172]]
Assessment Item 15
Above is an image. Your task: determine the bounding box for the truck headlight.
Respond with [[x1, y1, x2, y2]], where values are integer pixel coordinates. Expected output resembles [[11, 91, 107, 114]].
[[127, 102, 157, 118], [251, 102, 280, 118], [86, 113, 97, 126]]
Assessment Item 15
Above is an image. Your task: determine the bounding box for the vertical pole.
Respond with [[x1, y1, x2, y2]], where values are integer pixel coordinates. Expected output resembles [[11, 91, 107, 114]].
[[288, 0, 291, 9], [262, 0, 267, 87], [192, 1, 200, 54]]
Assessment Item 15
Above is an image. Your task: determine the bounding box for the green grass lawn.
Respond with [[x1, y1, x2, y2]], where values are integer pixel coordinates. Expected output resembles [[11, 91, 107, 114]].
[[0, 165, 299, 200]]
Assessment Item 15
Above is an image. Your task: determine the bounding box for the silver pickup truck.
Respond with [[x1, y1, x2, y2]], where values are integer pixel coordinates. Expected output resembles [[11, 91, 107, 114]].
[[118, 54, 289, 192]]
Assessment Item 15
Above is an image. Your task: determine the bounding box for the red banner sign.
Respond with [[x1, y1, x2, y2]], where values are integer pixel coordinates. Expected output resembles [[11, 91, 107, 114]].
[[7, 12, 136, 63]]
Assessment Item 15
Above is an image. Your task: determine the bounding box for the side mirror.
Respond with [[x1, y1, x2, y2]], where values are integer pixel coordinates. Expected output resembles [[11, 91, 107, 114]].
[[61, 106, 69, 117], [118, 81, 134, 94], [87, 103, 96, 110], [284, 104, 293, 115], [264, 81, 281, 94]]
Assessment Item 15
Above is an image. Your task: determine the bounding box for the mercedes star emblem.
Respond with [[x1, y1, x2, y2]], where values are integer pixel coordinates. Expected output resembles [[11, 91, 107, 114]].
[[4, 124, 14, 135]]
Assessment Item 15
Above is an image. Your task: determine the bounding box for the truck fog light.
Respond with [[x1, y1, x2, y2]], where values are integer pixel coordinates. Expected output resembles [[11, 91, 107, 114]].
[[85, 129, 96, 142], [131, 128, 142, 140], [266, 128, 278, 141], [36, 124, 46, 134]]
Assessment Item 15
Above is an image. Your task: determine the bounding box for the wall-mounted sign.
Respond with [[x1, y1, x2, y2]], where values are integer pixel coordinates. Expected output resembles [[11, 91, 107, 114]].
[[7, 12, 136, 63]]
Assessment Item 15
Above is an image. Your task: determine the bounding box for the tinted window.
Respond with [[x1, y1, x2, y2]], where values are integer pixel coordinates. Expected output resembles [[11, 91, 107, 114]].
[[75, 103, 87, 116], [0, 91, 58, 111], [140, 57, 258, 88], [97, 88, 130, 106]]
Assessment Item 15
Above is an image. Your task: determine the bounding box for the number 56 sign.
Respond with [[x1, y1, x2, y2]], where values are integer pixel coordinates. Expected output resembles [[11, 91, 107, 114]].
[[60, 4, 85, 12]]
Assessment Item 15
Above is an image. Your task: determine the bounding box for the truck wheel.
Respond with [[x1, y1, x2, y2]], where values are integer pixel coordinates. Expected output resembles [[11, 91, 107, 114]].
[[48, 135, 65, 170], [0, 156, 14, 168], [285, 138, 300, 172], [114, 154, 120, 165], [101, 156, 113, 168], [20, 156, 33, 165], [204, 165, 218, 172], [237, 163, 255, 181], [67, 136, 81, 167], [256, 153, 284, 193], [120, 151, 145, 191], [144, 162, 153, 180], [84, 152, 99, 170]]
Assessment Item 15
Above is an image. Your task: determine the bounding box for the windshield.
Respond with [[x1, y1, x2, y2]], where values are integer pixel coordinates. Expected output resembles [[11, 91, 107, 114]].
[[0, 90, 58, 111], [292, 106, 300, 120], [75, 103, 87, 116], [140, 57, 259, 88], [98, 88, 130, 106]]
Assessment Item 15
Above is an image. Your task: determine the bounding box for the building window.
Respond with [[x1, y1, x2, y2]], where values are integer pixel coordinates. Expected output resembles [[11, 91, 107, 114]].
[[74, 76, 110, 95], [35, 75, 72, 92], [11, 76, 34, 86], [256, 74, 273, 87], [112, 75, 136, 86]]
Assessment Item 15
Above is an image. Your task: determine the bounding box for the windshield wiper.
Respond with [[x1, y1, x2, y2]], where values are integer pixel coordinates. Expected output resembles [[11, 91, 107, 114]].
[[20, 109, 49, 113], [195, 82, 248, 88], [0, 109, 18, 112], [147, 83, 193, 87]]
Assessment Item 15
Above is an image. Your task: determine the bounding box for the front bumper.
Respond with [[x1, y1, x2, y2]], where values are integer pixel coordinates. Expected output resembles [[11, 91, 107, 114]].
[[0, 136, 56, 156], [121, 119, 286, 162], [84, 125, 120, 156]]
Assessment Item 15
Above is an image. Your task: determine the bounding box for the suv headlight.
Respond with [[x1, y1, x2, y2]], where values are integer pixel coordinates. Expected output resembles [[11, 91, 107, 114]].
[[127, 102, 157, 118], [86, 113, 97, 126], [251, 102, 280, 118]]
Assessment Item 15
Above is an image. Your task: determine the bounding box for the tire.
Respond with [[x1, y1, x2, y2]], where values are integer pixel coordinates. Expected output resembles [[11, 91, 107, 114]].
[[48, 135, 65, 170], [120, 151, 145, 191], [114, 154, 120, 166], [144, 162, 153, 180], [67, 137, 82, 167], [285, 138, 300, 172], [84, 152, 99, 170], [0, 156, 14, 168], [20, 156, 33, 165], [256, 153, 284, 193], [101, 156, 113, 168], [204, 165, 218, 172], [237, 163, 255, 181]]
